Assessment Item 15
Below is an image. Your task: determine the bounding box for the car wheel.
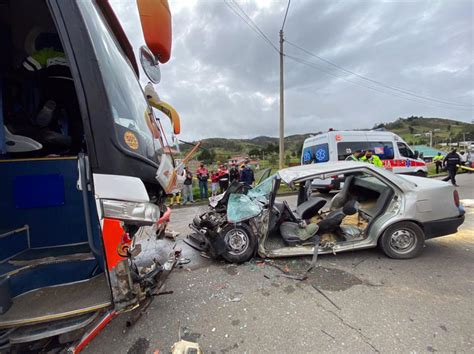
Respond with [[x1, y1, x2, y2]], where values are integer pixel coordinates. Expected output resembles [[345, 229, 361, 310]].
[[379, 222, 425, 259], [220, 223, 257, 263], [415, 170, 427, 177]]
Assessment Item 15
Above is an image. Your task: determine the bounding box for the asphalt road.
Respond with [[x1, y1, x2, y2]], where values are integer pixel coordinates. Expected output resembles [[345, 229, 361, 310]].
[[85, 174, 474, 354]]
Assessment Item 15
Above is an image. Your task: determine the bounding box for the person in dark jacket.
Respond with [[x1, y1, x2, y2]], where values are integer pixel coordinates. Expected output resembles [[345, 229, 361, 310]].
[[442, 148, 461, 186], [182, 167, 194, 205], [229, 163, 240, 183], [217, 165, 229, 193], [240, 162, 255, 187]]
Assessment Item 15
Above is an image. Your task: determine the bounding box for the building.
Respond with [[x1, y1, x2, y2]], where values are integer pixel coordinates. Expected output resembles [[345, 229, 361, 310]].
[[412, 145, 445, 162]]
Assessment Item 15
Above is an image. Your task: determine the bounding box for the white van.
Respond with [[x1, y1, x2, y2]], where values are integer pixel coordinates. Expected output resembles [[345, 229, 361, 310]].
[[301, 130, 428, 192]]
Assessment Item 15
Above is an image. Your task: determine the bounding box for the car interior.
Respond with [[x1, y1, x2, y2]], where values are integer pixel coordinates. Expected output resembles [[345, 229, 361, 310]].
[[265, 171, 395, 251], [0, 0, 108, 333]]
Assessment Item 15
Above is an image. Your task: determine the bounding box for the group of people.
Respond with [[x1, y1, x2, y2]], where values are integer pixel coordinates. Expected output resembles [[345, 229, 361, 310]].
[[169, 161, 255, 207], [346, 150, 383, 167], [198, 162, 255, 198]]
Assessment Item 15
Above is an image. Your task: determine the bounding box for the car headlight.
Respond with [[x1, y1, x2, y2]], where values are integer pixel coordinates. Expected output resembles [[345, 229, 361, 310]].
[[101, 199, 160, 226]]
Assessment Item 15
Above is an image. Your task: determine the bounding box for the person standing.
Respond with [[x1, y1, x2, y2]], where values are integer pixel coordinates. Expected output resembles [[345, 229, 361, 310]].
[[240, 162, 255, 187], [196, 164, 209, 199], [360, 150, 383, 167], [169, 188, 181, 207], [442, 148, 461, 186], [432, 152, 444, 174], [229, 163, 240, 183], [182, 167, 194, 205], [345, 150, 363, 161], [210, 170, 220, 196], [218, 165, 229, 193]]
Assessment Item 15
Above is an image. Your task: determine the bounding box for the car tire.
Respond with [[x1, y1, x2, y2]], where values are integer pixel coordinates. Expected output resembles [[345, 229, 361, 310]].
[[220, 223, 257, 263], [379, 221, 425, 259], [415, 170, 427, 177]]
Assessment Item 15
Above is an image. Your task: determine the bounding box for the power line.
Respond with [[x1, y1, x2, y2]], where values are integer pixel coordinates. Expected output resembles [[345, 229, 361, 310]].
[[224, 0, 279, 53], [230, 0, 277, 48], [285, 53, 473, 111], [286, 39, 473, 108], [281, 0, 291, 31]]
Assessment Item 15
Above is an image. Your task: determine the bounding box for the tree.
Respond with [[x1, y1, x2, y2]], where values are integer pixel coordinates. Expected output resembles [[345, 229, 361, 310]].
[[198, 149, 215, 164], [268, 154, 277, 165], [285, 154, 291, 166], [409, 126, 415, 134], [248, 148, 260, 157], [266, 143, 278, 154], [291, 150, 297, 158]]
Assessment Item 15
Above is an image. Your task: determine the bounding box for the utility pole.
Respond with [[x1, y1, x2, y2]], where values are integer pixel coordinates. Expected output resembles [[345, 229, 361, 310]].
[[279, 29, 284, 169]]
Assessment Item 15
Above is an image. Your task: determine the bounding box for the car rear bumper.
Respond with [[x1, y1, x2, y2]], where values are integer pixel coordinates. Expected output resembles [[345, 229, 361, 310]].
[[422, 210, 465, 240]]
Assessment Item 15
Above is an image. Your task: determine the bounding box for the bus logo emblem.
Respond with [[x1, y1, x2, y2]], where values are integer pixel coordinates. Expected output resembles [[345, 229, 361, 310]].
[[124, 131, 139, 150]]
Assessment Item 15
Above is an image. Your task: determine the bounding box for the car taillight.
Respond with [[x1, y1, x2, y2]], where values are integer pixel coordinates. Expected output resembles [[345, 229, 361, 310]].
[[453, 190, 460, 207]]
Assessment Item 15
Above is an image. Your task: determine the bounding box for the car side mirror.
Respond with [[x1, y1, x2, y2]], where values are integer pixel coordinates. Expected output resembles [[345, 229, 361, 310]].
[[414, 151, 419, 159]]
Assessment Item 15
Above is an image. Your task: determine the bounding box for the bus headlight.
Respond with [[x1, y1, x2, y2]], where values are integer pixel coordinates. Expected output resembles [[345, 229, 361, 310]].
[[101, 200, 160, 226]]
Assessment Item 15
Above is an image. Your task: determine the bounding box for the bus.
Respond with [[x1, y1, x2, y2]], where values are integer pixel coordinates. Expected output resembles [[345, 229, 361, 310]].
[[0, 0, 185, 351]]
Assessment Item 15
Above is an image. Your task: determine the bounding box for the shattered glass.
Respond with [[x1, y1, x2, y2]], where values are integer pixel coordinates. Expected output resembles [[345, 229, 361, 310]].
[[247, 174, 275, 200], [227, 194, 262, 223], [227, 175, 277, 223]]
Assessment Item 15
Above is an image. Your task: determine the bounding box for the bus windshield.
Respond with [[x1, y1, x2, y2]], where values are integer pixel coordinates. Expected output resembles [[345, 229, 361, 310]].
[[79, 1, 158, 162]]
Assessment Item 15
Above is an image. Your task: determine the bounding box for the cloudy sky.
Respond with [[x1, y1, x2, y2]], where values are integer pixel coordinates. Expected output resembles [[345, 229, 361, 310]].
[[111, 0, 473, 141]]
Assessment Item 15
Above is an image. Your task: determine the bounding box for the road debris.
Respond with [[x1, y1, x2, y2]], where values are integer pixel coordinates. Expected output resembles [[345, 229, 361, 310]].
[[165, 229, 180, 240]]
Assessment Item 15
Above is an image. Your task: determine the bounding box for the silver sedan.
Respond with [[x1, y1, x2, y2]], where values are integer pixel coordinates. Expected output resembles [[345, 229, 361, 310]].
[[187, 162, 465, 263]]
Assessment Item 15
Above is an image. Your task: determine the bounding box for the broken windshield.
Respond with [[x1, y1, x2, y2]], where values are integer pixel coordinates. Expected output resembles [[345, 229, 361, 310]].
[[227, 175, 276, 223], [227, 194, 262, 223], [247, 174, 275, 200]]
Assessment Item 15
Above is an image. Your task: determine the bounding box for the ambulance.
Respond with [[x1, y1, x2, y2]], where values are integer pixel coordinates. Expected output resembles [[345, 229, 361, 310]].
[[301, 130, 428, 192]]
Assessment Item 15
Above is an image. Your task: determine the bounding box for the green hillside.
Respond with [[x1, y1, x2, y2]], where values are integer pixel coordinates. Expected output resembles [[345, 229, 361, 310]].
[[179, 117, 473, 163], [374, 116, 474, 146]]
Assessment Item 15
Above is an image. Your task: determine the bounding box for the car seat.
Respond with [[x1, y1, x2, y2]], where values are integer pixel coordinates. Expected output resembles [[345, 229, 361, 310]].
[[327, 175, 354, 210], [295, 197, 327, 220], [317, 200, 358, 234], [280, 222, 319, 245]]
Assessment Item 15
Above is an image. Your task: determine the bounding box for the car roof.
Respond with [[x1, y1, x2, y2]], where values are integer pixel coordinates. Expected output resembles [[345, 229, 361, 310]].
[[278, 161, 370, 184]]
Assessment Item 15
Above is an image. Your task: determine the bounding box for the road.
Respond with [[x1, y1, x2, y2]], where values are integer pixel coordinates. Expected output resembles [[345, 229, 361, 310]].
[[85, 174, 474, 353]]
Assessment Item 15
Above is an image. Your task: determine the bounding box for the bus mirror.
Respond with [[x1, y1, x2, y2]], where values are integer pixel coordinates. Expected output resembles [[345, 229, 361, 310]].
[[140, 46, 161, 83], [137, 0, 172, 63]]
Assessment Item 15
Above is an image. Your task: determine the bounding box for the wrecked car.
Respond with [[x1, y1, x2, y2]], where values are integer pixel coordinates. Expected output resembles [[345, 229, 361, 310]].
[[186, 162, 465, 263]]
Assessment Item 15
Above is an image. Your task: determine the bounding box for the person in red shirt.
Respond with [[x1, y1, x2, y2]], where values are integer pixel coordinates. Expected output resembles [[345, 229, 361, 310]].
[[196, 164, 209, 199], [210, 170, 220, 196]]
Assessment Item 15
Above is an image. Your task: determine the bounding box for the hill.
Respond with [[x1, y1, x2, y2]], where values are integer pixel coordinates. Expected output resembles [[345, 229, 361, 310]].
[[374, 116, 474, 145], [178, 117, 473, 161], [179, 133, 318, 160]]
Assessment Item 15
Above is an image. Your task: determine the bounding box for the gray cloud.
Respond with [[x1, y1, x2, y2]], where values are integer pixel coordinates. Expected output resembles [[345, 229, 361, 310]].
[[111, 0, 473, 141]]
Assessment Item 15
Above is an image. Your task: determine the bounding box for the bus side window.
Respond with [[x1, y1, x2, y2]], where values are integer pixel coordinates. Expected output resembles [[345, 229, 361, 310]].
[[397, 142, 414, 158]]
